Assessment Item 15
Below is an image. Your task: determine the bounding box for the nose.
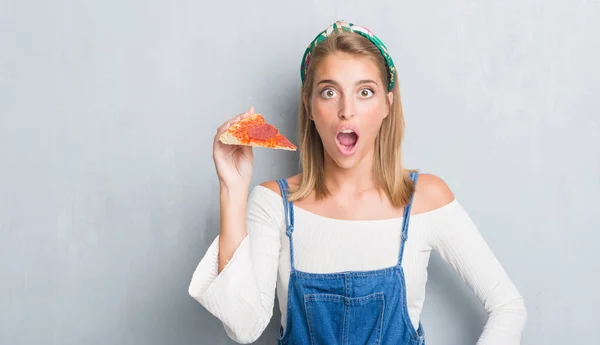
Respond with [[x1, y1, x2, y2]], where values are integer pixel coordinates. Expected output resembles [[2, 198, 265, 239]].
[[338, 94, 355, 119]]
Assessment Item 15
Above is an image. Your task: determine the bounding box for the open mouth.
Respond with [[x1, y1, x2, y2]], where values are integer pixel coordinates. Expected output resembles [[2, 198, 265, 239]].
[[336, 129, 359, 155]]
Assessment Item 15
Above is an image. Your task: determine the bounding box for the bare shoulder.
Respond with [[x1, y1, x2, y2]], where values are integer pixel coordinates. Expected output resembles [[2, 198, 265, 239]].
[[259, 174, 302, 196], [259, 180, 281, 195], [413, 173, 455, 214]]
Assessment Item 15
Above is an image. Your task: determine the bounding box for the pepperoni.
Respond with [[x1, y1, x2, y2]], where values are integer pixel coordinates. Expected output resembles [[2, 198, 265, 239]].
[[248, 123, 278, 140]]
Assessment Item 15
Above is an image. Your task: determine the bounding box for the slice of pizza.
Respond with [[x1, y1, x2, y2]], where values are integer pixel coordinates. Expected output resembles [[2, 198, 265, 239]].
[[219, 114, 297, 151]]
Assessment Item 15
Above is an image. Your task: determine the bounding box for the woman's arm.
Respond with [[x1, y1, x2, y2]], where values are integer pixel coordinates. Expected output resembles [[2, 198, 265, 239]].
[[188, 186, 283, 344]]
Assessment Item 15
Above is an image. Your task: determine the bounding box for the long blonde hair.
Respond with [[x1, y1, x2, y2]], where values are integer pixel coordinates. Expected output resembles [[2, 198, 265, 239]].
[[288, 31, 416, 208]]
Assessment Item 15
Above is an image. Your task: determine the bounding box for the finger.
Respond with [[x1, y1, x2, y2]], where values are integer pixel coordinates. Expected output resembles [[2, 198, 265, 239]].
[[214, 107, 254, 142], [232, 113, 244, 123], [232, 107, 254, 122], [216, 110, 247, 133], [240, 106, 255, 120], [216, 119, 231, 134], [214, 119, 234, 143], [237, 106, 254, 120]]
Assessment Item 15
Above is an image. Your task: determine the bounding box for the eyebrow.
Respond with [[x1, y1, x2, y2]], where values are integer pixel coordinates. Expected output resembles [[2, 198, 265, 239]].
[[317, 79, 379, 87]]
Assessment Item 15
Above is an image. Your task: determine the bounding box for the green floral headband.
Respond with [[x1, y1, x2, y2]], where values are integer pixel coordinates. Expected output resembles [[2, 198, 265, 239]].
[[300, 20, 397, 91]]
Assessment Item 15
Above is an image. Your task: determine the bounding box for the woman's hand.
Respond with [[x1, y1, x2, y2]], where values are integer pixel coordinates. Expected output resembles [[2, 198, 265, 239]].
[[213, 106, 255, 191]]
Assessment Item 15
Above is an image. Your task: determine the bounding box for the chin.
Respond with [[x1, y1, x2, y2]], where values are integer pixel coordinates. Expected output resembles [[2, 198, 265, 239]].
[[325, 145, 368, 170]]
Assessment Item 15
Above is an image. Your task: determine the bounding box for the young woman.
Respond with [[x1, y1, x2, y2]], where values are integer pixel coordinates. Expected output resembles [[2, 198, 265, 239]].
[[189, 21, 527, 345]]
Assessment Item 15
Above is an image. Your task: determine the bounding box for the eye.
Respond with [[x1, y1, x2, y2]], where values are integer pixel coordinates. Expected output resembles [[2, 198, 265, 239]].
[[359, 88, 374, 98], [321, 88, 337, 99]]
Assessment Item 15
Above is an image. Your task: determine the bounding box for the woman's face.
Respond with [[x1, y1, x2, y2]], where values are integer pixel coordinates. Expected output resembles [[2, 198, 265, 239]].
[[309, 52, 393, 170]]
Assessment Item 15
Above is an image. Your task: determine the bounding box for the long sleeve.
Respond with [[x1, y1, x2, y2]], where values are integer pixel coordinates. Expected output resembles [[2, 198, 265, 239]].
[[430, 200, 527, 345], [188, 186, 284, 344]]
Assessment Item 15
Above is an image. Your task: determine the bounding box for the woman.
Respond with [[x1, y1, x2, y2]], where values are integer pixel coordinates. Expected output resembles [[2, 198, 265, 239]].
[[189, 21, 527, 345]]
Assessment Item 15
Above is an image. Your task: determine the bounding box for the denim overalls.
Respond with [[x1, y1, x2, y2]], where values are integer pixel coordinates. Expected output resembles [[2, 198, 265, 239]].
[[275, 171, 425, 345]]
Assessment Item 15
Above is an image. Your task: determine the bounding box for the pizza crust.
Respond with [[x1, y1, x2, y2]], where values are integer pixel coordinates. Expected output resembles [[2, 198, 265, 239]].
[[219, 131, 242, 145]]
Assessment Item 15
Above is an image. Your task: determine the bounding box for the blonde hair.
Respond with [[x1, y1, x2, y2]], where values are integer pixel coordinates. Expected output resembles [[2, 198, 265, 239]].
[[288, 31, 416, 208]]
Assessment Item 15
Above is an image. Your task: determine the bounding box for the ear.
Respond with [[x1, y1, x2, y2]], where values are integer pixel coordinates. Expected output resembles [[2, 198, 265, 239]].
[[384, 91, 394, 118]]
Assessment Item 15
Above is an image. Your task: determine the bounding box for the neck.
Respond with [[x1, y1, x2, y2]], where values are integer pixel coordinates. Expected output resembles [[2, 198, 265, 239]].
[[322, 149, 377, 196]]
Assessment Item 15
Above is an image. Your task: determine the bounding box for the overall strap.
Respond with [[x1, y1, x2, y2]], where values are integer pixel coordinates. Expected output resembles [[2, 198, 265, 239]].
[[276, 179, 296, 270], [398, 171, 420, 265]]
